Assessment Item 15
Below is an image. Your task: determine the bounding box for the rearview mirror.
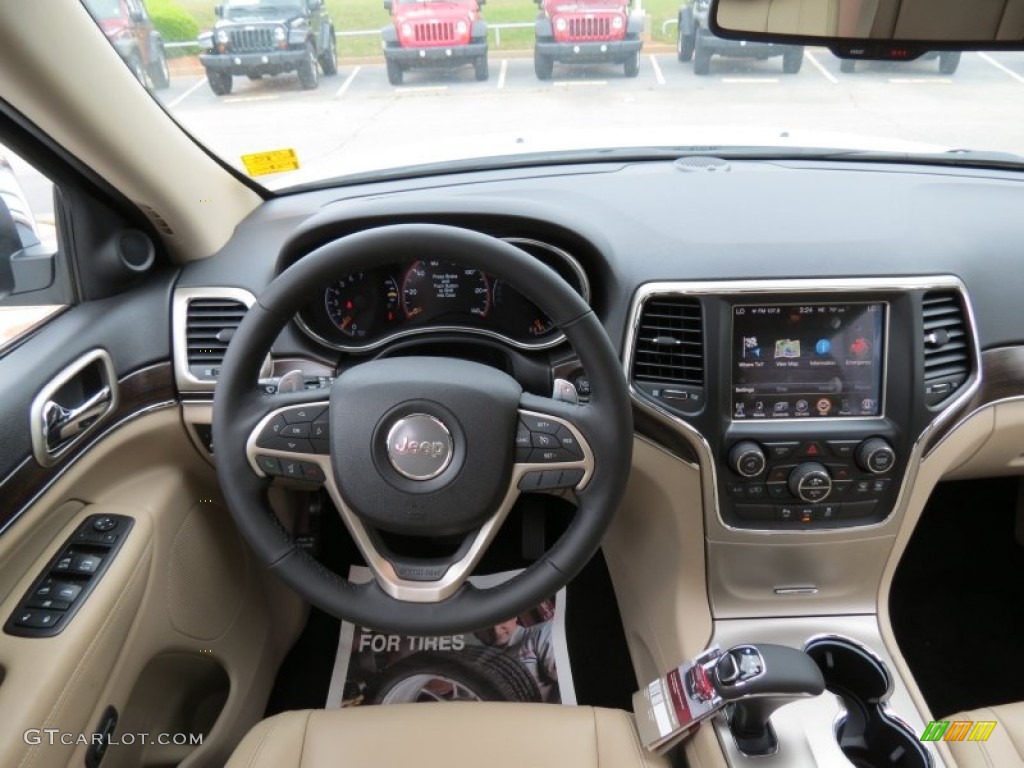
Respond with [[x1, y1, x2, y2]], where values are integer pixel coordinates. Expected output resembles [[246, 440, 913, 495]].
[[710, 0, 1024, 60]]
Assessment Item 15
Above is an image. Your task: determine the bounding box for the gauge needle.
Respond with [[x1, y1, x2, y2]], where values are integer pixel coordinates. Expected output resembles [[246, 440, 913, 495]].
[[407, 308, 423, 318], [341, 317, 352, 330]]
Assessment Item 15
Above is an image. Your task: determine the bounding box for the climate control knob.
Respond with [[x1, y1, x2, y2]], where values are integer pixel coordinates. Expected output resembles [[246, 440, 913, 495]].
[[856, 438, 896, 475], [788, 462, 832, 502], [729, 441, 767, 478]]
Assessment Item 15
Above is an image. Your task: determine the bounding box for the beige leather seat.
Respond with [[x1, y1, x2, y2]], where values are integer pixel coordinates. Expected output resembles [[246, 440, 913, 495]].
[[226, 703, 670, 768], [944, 702, 1024, 767]]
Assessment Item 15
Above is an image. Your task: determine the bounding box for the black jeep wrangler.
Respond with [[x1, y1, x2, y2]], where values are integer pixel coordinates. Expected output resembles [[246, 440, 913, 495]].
[[198, 0, 337, 95]]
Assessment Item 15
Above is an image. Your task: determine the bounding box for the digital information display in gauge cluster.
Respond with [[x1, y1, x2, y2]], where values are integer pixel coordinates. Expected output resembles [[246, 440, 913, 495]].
[[731, 302, 886, 420]]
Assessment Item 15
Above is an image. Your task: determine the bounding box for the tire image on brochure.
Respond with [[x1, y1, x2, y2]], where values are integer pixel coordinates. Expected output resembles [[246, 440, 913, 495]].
[[196, 0, 337, 95], [381, 0, 489, 86]]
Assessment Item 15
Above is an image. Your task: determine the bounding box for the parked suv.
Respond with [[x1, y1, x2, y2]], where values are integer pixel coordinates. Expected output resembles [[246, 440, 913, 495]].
[[198, 0, 337, 95], [83, 0, 170, 90], [382, 0, 489, 85], [533, 0, 643, 80], [677, 0, 803, 75]]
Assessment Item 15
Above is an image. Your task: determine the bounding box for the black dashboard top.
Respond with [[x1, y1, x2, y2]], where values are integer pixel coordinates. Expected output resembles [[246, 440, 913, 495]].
[[177, 157, 1024, 352]]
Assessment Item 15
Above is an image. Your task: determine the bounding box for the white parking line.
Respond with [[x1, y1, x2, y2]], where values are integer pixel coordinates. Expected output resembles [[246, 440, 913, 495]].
[[335, 65, 362, 97], [649, 54, 666, 85], [166, 78, 207, 109], [223, 94, 280, 103], [978, 52, 1024, 84], [721, 77, 779, 83], [395, 85, 449, 93], [497, 59, 508, 89], [553, 80, 608, 87], [805, 50, 837, 84], [888, 78, 952, 84]]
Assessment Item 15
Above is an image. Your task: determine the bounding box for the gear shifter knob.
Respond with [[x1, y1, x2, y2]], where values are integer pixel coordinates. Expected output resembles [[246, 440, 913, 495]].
[[712, 644, 826, 756]]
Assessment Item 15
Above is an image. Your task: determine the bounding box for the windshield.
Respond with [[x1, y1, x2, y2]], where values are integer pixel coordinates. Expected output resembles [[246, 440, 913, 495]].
[[82, 0, 1024, 191], [223, 0, 304, 20], [83, 0, 123, 21]]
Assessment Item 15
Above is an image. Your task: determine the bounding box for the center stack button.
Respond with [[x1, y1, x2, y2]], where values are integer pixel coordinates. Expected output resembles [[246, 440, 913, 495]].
[[788, 462, 832, 502]]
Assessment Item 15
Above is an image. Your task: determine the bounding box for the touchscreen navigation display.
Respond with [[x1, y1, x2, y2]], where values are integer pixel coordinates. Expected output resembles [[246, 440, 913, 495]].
[[731, 303, 885, 420]]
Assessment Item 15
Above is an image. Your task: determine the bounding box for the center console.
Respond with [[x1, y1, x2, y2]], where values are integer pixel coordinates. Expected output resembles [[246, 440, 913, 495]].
[[627, 278, 975, 534]]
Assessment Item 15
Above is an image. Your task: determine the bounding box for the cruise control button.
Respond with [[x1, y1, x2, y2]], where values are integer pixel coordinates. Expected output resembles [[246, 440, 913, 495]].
[[531, 432, 560, 450], [515, 425, 532, 450], [260, 436, 314, 454], [555, 426, 583, 458], [283, 406, 326, 424], [529, 448, 574, 464], [520, 415, 561, 435], [281, 423, 311, 439], [257, 415, 290, 446]]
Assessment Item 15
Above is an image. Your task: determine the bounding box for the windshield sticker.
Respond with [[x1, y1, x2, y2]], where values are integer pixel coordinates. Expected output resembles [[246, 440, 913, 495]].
[[241, 149, 300, 177]]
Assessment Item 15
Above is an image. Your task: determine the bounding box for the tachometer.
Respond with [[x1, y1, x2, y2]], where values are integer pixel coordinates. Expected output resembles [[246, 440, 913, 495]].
[[401, 260, 491, 321], [324, 273, 399, 339]]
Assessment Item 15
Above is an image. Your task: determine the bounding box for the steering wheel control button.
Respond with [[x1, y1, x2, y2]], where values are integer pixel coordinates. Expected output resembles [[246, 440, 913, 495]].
[[518, 468, 585, 492], [92, 516, 117, 532], [262, 436, 314, 454], [256, 455, 281, 475], [531, 432, 560, 449], [281, 423, 311, 438], [529, 448, 574, 464], [283, 406, 326, 424], [729, 441, 767, 478], [856, 438, 896, 474], [309, 420, 329, 439], [788, 462, 832, 503], [257, 415, 290, 445], [520, 414, 560, 434], [555, 426, 583, 458], [386, 414, 454, 481]]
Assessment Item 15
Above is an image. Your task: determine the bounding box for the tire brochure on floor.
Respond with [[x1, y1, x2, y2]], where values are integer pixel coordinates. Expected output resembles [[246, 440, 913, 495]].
[[326, 567, 576, 707]]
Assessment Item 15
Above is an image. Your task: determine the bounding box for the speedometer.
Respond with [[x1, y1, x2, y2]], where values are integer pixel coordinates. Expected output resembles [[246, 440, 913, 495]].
[[401, 260, 491, 321], [324, 273, 399, 338]]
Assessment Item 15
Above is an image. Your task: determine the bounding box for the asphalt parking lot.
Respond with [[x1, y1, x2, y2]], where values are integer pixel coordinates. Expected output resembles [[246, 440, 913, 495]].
[[152, 48, 1024, 185]]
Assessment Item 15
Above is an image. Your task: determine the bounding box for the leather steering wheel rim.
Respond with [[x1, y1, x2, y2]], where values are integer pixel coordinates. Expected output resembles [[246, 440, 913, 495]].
[[212, 223, 632, 634]]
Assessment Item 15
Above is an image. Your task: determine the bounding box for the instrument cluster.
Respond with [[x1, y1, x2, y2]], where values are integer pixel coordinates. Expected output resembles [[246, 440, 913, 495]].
[[295, 239, 589, 351]]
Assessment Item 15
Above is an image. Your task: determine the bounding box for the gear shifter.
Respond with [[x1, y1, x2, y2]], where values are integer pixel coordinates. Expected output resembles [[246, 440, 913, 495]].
[[712, 644, 826, 756]]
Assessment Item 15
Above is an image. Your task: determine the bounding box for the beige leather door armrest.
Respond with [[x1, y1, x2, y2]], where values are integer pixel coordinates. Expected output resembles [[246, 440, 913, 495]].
[[0, 507, 153, 768]]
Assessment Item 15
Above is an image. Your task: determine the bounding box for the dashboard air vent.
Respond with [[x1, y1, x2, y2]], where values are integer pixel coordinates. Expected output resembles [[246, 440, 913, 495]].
[[185, 297, 248, 381], [922, 290, 970, 406], [632, 297, 705, 413]]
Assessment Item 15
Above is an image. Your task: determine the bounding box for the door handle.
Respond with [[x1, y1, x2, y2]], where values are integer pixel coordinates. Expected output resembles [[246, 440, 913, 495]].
[[42, 385, 112, 447], [30, 349, 119, 466]]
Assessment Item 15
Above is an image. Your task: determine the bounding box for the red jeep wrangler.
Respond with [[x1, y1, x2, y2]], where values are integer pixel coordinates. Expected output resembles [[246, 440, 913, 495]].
[[533, 0, 643, 80], [382, 0, 489, 86]]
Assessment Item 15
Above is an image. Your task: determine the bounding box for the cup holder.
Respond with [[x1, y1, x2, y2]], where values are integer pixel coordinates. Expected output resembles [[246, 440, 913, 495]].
[[804, 637, 931, 768]]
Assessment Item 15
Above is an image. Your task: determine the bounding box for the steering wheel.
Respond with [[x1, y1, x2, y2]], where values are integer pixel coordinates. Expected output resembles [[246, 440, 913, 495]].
[[212, 224, 632, 634]]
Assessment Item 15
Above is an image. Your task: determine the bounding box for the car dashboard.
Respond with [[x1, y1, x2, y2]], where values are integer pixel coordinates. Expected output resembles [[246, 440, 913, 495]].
[[166, 154, 1024, 765]]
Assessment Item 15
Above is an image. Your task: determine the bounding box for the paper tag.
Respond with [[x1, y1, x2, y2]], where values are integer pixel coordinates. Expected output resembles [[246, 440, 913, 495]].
[[241, 148, 300, 177], [633, 646, 726, 753]]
